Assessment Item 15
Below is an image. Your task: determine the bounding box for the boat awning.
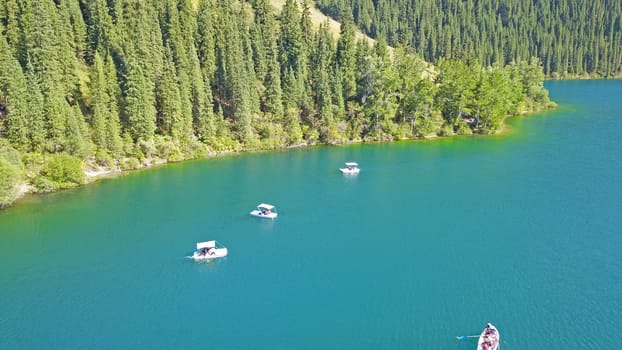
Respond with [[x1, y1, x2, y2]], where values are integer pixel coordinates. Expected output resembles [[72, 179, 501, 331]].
[[345, 162, 358, 167], [257, 203, 275, 210], [197, 241, 216, 249]]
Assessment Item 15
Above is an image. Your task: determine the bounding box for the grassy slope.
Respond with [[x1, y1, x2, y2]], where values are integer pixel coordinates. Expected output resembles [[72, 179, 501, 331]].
[[268, 0, 376, 45], [268, 1, 432, 74], [188, 0, 386, 49]]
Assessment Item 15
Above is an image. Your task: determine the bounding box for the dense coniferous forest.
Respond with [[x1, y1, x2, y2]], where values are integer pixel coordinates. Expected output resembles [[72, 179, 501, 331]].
[[316, 0, 622, 77], [0, 0, 553, 207]]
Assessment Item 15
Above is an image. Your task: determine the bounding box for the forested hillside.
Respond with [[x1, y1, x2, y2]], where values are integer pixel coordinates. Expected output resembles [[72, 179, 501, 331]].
[[0, 0, 552, 207], [316, 0, 622, 77]]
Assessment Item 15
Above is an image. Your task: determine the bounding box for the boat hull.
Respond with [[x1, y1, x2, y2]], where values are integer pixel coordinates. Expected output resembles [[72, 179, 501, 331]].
[[250, 210, 277, 219], [477, 324, 500, 350], [339, 168, 360, 174], [192, 247, 228, 259]]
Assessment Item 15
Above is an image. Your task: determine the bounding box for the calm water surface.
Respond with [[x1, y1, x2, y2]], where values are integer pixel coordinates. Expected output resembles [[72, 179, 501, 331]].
[[1, 80, 621, 349]]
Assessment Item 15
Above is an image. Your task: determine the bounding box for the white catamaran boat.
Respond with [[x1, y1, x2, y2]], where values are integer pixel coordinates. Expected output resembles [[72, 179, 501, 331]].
[[477, 323, 500, 350], [250, 203, 277, 219], [191, 240, 228, 260], [339, 162, 360, 174]]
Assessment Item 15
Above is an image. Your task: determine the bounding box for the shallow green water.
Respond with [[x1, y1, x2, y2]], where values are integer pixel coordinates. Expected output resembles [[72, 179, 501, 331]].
[[1, 80, 621, 349]]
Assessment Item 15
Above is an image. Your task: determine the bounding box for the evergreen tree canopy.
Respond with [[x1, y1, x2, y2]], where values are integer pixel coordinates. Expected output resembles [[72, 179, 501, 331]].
[[317, 0, 622, 77], [0, 0, 554, 207]]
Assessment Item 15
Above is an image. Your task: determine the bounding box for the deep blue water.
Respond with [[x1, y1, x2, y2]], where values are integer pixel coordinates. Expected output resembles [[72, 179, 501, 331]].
[[1, 80, 621, 349]]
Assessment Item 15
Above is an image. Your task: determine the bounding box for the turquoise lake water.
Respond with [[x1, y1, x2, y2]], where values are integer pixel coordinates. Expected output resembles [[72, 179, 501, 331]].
[[1, 80, 621, 349]]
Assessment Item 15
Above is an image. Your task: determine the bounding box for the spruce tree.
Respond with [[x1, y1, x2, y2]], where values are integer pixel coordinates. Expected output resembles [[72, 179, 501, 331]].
[[103, 53, 123, 156], [156, 46, 183, 139], [335, 6, 357, 100], [194, 0, 218, 142], [312, 22, 337, 141], [63, 0, 88, 60], [212, 0, 255, 143], [264, 49, 285, 119], [1, 0, 21, 57], [83, 0, 120, 62], [0, 33, 31, 151], [298, 0, 314, 111], [279, 0, 303, 77], [89, 52, 110, 153], [24, 66, 46, 151], [125, 57, 156, 143], [161, 0, 194, 144], [196, 0, 217, 83]]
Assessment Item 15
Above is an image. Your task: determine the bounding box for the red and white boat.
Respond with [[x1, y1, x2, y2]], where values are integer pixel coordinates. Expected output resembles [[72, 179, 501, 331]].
[[477, 323, 500, 350]]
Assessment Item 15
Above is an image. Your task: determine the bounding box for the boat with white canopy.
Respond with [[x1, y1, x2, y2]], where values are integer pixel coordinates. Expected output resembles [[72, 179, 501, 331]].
[[191, 240, 228, 259], [339, 162, 360, 174], [250, 203, 277, 219]]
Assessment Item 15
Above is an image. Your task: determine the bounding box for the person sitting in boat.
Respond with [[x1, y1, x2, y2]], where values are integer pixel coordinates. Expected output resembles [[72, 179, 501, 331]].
[[207, 247, 215, 256], [201, 247, 208, 255]]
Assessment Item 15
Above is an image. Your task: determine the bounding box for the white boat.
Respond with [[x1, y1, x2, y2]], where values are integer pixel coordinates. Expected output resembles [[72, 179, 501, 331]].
[[191, 240, 228, 259], [339, 162, 360, 174], [477, 323, 500, 350], [250, 203, 277, 219]]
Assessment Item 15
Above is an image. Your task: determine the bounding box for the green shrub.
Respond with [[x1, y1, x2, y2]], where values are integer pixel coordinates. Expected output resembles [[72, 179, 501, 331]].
[[0, 156, 23, 207], [416, 111, 444, 137], [302, 125, 320, 144], [0, 147, 24, 169], [455, 120, 473, 135], [207, 136, 240, 152], [37, 153, 86, 190], [439, 123, 454, 137], [393, 123, 412, 140], [21, 152, 45, 172], [32, 176, 55, 193], [154, 136, 177, 160], [94, 149, 115, 168], [168, 151, 184, 162], [120, 157, 141, 171], [137, 138, 156, 159], [183, 139, 208, 159]]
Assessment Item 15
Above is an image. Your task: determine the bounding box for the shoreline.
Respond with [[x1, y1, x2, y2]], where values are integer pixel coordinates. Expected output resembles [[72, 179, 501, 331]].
[[546, 74, 622, 80], [4, 105, 553, 209]]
